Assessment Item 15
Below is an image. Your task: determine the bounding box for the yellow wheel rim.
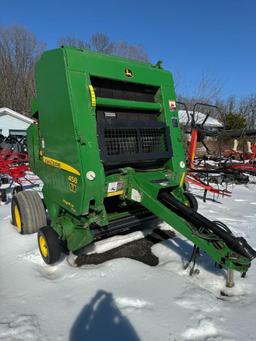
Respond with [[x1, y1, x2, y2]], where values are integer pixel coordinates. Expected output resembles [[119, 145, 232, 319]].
[[14, 205, 22, 232], [39, 235, 48, 258]]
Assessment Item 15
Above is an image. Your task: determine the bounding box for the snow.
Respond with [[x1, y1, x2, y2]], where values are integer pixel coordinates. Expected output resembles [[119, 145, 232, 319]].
[[0, 184, 256, 341], [84, 230, 151, 255]]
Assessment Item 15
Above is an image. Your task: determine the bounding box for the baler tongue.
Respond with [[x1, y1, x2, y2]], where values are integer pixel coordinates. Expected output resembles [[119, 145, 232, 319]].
[[128, 171, 255, 274], [158, 192, 256, 261]]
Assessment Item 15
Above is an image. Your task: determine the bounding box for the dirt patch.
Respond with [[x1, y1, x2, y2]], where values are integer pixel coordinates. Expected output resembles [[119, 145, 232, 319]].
[[75, 228, 175, 267]]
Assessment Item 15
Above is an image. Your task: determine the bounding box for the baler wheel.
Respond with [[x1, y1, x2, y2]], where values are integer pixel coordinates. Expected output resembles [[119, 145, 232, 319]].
[[184, 192, 198, 211], [38, 226, 61, 264], [11, 191, 47, 234]]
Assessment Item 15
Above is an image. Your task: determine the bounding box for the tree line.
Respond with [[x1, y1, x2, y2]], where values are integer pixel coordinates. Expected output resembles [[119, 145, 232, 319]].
[[0, 25, 255, 130], [0, 26, 148, 116]]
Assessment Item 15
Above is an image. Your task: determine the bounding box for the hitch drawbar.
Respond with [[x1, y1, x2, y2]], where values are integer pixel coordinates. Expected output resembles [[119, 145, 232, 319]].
[[158, 192, 256, 262]]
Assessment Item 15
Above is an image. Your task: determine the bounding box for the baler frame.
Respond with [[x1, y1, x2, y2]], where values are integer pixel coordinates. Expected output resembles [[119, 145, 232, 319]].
[[10, 46, 256, 279]]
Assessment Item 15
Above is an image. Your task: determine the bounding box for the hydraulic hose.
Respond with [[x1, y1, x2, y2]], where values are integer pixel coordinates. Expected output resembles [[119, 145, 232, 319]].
[[158, 191, 256, 261]]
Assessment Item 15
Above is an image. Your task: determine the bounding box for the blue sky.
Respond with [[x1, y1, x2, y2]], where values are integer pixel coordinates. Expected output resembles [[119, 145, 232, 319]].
[[1, 0, 255, 99]]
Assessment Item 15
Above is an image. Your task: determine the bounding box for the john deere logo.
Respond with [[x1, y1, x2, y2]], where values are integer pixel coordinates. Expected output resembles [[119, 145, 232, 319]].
[[124, 68, 133, 77]]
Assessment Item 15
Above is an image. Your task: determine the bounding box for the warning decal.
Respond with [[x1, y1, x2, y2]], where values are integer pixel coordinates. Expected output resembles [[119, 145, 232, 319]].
[[107, 181, 124, 193], [169, 100, 176, 111], [107, 181, 125, 197], [131, 189, 142, 203]]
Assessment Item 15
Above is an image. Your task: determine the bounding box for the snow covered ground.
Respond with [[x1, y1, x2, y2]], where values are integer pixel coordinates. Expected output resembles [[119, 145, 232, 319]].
[[0, 184, 256, 341]]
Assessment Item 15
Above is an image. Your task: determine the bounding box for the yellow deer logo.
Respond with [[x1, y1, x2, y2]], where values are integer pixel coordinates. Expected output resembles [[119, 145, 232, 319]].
[[124, 68, 133, 77]]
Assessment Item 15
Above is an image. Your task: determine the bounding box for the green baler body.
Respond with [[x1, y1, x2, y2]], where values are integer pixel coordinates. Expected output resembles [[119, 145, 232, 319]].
[[27, 47, 252, 272], [28, 46, 184, 217]]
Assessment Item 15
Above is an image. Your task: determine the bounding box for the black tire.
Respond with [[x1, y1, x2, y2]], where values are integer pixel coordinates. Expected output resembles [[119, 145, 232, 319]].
[[38, 226, 61, 264], [184, 192, 198, 211], [11, 191, 47, 234]]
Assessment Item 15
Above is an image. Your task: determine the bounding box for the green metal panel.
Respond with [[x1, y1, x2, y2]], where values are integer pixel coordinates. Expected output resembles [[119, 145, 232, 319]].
[[96, 97, 162, 111]]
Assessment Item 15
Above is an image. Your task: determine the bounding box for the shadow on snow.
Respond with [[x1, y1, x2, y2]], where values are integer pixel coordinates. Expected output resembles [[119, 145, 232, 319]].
[[70, 290, 141, 341]]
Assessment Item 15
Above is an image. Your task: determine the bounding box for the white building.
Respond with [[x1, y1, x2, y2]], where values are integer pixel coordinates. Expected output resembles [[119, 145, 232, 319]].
[[178, 110, 223, 131], [0, 107, 33, 137]]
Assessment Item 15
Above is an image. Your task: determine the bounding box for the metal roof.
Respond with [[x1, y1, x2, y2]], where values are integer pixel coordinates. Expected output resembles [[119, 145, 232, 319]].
[[0, 107, 34, 124], [179, 110, 223, 128]]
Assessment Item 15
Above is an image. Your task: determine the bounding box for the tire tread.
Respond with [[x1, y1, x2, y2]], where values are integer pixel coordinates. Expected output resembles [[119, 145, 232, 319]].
[[11, 191, 47, 234]]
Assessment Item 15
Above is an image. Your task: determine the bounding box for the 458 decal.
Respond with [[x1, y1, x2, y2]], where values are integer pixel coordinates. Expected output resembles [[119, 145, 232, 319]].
[[68, 176, 78, 193]]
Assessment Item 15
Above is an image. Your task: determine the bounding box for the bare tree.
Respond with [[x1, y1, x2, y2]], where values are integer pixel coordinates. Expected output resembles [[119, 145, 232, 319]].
[[216, 95, 256, 129], [112, 41, 149, 62], [57, 36, 89, 49], [0, 26, 45, 115], [239, 94, 256, 129], [194, 73, 223, 103], [89, 33, 115, 54], [58, 33, 114, 53], [58, 33, 149, 62], [214, 96, 237, 124], [172, 70, 185, 95], [177, 73, 224, 120]]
